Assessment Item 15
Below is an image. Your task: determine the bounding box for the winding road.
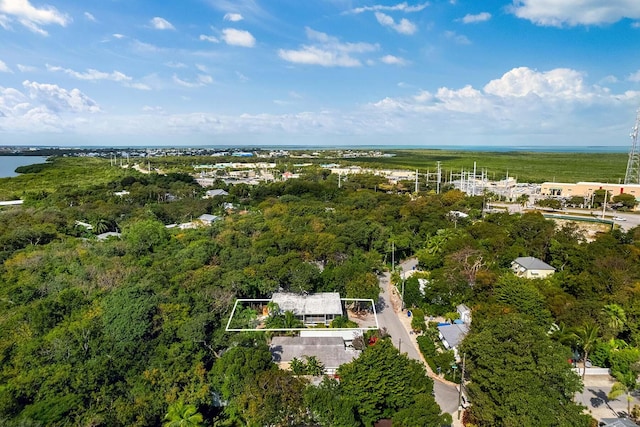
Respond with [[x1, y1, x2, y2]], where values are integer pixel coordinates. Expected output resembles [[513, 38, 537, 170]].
[[376, 258, 462, 423]]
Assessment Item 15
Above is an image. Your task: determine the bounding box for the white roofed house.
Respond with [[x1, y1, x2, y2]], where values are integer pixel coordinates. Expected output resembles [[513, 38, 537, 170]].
[[197, 214, 220, 225], [270, 292, 343, 326], [456, 304, 472, 324], [203, 189, 229, 198], [511, 256, 556, 279]]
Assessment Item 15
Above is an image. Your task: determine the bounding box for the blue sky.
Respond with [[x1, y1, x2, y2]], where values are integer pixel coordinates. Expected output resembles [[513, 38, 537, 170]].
[[1, 0, 640, 148]]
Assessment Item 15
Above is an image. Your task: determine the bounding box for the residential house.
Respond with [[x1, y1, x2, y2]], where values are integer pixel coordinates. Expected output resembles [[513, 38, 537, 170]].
[[203, 189, 229, 198], [438, 323, 469, 361], [598, 418, 639, 427], [511, 256, 555, 279], [270, 336, 360, 375], [271, 292, 343, 326], [197, 214, 220, 225]]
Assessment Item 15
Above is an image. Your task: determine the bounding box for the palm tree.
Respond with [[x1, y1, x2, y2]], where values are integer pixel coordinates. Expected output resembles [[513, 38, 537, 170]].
[[549, 322, 577, 347], [602, 304, 626, 337], [289, 357, 306, 375], [304, 356, 325, 377], [283, 310, 303, 329], [163, 401, 203, 427], [572, 323, 600, 380], [608, 369, 639, 416], [93, 218, 111, 234]]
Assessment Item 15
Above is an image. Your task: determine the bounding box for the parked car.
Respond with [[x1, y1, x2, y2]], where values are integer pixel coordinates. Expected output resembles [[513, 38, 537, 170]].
[[613, 216, 626, 221]]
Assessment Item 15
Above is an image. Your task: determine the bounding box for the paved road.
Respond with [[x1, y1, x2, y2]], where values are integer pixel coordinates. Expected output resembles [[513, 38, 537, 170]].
[[377, 259, 462, 420], [576, 375, 640, 420]]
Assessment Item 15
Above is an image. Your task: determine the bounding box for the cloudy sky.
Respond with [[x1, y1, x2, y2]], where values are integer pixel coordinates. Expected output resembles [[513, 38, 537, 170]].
[[1, 0, 640, 148]]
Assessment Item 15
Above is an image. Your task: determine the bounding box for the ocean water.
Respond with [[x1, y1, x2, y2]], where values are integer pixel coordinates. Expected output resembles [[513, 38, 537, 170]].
[[0, 156, 49, 178]]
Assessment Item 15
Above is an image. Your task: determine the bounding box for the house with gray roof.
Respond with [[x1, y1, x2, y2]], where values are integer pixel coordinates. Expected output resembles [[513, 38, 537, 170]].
[[271, 292, 343, 326], [511, 256, 556, 279], [599, 418, 639, 427], [203, 189, 229, 198], [438, 323, 469, 361], [270, 336, 360, 374]]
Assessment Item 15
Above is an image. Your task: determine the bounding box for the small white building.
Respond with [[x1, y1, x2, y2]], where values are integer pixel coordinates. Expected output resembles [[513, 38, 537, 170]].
[[511, 257, 556, 279], [203, 189, 229, 198], [197, 214, 220, 225], [271, 292, 343, 326], [456, 304, 471, 324]]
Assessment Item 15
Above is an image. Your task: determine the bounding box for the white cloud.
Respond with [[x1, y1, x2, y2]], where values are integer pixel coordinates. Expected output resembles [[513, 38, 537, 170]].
[[369, 67, 638, 131], [628, 70, 640, 82], [131, 40, 162, 53], [278, 27, 379, 67], [461, 12, 491, 23], [380, 54, 409, 65], [0, 0, 70, 35], [444, 31, 470, 44], [150, 16, 175, 30], [46, 64, 150, 90], [0, 60, 11, 72], [47, 64, 132, 82], [375, 12, 417, 34], [199, 34, 219, 43], [221, 28, 255, 47], [0, 14, 11, 30], [483, 67, 591, 100], [142, 105, 164, 113], [165, 61, 187, 68], [509, 0, 640, 27], [22, 80, 100, 113], [113, 33, 125, 39], [223, 12, 243, 21], [17, 64, 35, 72], [349, 2, 429, 14], [84, 12, 96, 22], [172, 74, 213, 88]]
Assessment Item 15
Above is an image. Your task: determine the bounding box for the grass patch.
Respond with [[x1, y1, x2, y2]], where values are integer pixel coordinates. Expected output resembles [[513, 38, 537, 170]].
[[339, 149, 627, 183]]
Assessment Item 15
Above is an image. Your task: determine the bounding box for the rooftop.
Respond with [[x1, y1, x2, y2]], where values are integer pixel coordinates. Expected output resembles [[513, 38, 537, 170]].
[[512, 256, 555, 271], [272, 292, 343, 316], [438, 323, 470, 348], [270, 336, 359, 368]]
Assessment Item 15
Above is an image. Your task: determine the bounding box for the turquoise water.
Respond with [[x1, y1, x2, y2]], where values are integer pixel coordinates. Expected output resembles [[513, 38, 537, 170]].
[[0, 156, 49, 178]]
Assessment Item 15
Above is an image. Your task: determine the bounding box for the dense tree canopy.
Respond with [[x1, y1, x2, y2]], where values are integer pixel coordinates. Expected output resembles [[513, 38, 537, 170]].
[[460, 314, 591, 427], [1, 155, 640, 425]]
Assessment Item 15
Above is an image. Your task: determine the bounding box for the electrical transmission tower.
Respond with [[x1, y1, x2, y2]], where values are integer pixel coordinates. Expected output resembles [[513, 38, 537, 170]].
[[624, 109, 640, 184]]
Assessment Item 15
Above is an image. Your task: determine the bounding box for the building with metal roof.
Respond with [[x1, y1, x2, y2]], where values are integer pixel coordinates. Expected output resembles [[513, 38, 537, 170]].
[[270, 336, 360, 374], [271, 292, 343, 326], [511, 256, 556, 279]]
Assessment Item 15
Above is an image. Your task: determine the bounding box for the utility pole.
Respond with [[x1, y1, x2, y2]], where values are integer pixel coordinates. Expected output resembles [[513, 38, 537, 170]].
[[401, 268, 405, 310], [457, 353, 466, 420], [601, 190, 609, 219]]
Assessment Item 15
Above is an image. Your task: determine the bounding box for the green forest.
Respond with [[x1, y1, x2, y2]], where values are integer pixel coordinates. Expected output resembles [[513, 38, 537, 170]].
[[0, 156, 639, 426]]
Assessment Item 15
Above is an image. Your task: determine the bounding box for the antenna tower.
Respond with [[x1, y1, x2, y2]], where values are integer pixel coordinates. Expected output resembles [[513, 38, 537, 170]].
[[624, 109, 640, 184]]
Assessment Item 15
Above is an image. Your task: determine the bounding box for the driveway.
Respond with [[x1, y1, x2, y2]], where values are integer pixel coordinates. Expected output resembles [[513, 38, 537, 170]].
[[377, 259, 462, 424], [576, 375, 640, 421]]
